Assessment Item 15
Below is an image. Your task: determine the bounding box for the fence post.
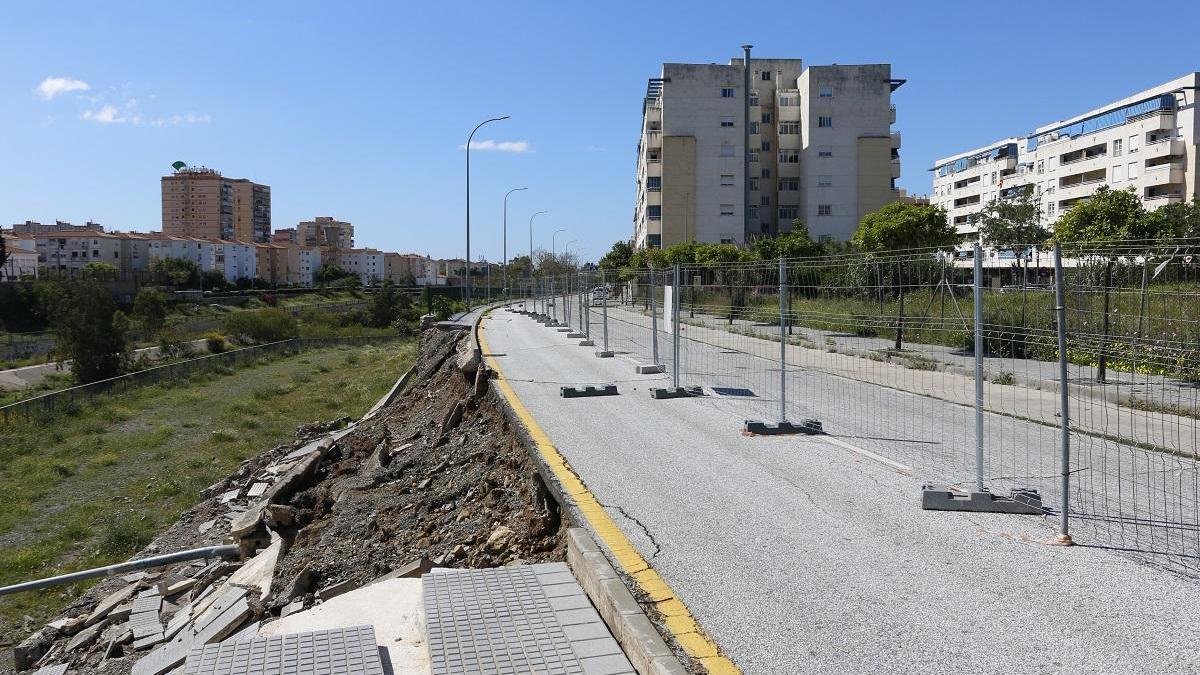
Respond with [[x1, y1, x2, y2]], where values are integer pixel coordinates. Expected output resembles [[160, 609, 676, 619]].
[[597, 271, 612, 357], [778, 257, 787, 423], [973, 242, 985, 493], [650, 266, 660, 366], [673, 264, 681, 390], [1053, 244, 1073, 545], [1097, 259, 1113, 383]]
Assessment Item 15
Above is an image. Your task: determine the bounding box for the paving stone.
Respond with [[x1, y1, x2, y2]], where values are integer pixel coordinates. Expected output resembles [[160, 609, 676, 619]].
[[181, 625, 382, 675], [133, 594, 163, 615], [580, 653, 637, 675], [33, 664, 68, 675], [246, 482, 268, 498], [132, 631, 166, 650], [130, 610, 164, 639]]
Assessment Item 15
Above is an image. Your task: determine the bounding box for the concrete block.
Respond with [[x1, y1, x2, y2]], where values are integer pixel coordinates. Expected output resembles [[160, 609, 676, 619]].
[[316, 577, 360, 601], [594, 350, 615, 358], [579, 339, 595, 346], [743, 419, 823, 435], [560, 385, 619, 398], [635, 364, 665, 374], [920, 485, 1044, 515], [86, 584, 138, 626], [567, 332, 586, 339], [649, 386, 703, 400]]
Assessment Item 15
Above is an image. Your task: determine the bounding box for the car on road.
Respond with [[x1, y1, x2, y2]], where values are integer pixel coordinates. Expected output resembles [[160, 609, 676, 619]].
[[591, 286, 611, 305]]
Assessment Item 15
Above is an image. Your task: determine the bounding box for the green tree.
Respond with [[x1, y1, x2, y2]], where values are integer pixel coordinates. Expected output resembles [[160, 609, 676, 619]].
[[82, 262, 120, 278], [1051, 185, 1148, 243], [852, 202, 958, 252], [506, 255, 533, 279], [751, 222, 824, 259], [598, 241, 634, 270], [1141, 198, 1200, 241], [0, 232, 8, 273], [132, 288, 169, 335], [978, 188, 1048, 254], [693, 243, 755, 324], [41, 279, 127, 383], [661, 241, 699, 266], [315, 263, 354, 285], [367, 280, 411, 328], [150, 257, 201, 287], [202, 269, 228, 291], [852, 202, 956, 351]]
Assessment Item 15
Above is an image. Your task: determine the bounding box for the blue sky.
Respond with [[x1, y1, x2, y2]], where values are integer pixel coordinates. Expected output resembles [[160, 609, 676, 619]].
[[2, 1, 1198, 262]]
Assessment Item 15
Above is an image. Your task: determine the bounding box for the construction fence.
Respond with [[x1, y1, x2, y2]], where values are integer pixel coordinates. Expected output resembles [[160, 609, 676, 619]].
[[516, 238, 1200, 575]]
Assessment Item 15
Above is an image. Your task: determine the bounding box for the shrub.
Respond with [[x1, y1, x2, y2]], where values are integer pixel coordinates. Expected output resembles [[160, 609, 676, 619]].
[[431, 296, 466, 322], [205, 332, 228, 353], [223, 308, 299, 344]]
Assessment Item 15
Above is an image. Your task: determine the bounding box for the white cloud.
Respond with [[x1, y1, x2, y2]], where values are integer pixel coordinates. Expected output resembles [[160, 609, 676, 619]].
[[81, 105, 123, 124], [36, 76, 91, 100], [150, 112, 212, 127], [460, 139, 531, 153]]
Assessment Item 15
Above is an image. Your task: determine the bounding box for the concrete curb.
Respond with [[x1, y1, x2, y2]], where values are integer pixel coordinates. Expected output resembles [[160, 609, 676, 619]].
[[566, 528, 688, 675], [361, 364, 416, 421]]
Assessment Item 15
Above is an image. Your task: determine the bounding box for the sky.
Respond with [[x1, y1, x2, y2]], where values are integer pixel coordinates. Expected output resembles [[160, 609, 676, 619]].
[[2, 1, 1199, 263]]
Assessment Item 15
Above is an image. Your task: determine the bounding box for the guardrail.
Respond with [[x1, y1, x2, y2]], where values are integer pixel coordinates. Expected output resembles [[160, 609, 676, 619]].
[[0, 335, 404, 423]]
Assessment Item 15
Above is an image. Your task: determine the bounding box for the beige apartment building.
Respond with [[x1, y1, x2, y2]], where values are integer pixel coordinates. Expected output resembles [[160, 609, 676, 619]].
[[161, 166, 271, 242], [297, 217, 354, 249], [633, 55, 904, 248], [932, 72, 1199, 263]]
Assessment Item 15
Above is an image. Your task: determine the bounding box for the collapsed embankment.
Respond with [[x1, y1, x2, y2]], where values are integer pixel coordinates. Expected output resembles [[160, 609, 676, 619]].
[[7, 325, 566, 674]]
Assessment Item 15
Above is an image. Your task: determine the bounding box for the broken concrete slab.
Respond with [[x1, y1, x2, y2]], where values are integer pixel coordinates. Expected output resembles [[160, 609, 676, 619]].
[[315, 577, 359, 602], [33, 664, 68, 675], [223, 535, 281, 600], [13, 629, 54, 670], [132, 631, 165, 650], [197, 519, 216, 534], [368, 556, 433, 586], [86, 584, 138, 626], [246, 482, 268, 498], [65, 619, 107, 653], [132, 593, 163, 615], [165, 578, 197, 597], [229, 441, 330, 540], [44, 616, 84, 636]]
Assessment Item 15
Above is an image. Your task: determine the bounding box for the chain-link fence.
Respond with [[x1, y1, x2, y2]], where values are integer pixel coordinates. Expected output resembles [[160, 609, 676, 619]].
[[515, 238, 1200, 575]]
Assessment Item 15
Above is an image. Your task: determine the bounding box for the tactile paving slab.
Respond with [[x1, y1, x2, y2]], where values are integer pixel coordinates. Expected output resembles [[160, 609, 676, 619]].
[[425, 565, 634, 675], [182, 625, 383, 675]]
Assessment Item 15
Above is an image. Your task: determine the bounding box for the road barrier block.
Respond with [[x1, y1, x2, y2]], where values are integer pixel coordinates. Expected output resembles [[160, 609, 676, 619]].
[[743, 419, 823, 436], [649, 386, 703, 400], [920, 486, 1044, 515], [635, 364, 665, 374], [594, 350, 614, 358], [560, 385, 619, 399]]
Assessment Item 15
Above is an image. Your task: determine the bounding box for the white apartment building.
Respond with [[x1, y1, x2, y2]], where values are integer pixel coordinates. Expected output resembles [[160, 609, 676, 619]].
[[214, 240, 258, 282], [297, 246, 322, 286], [633, 55, 904, 248], [1, 236, 39, 279], [35, 231, 125, 271], [933, 72, 1199, 261], [336, 248, 385, 285]]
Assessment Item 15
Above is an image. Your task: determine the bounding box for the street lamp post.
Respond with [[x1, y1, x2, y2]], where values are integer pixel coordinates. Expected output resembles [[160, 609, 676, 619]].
[[465, 114, 509, 306], [552, 228, 567, 258], [503, 187, 527, 299], [529, 210, 548, 279]]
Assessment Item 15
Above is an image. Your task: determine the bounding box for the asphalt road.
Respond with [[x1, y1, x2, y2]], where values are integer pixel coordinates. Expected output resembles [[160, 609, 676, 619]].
[[483, 305, 1200, 675]]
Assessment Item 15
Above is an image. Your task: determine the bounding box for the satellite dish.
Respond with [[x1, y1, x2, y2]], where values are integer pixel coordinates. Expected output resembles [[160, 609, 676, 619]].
[[171, 161, 187, 171]]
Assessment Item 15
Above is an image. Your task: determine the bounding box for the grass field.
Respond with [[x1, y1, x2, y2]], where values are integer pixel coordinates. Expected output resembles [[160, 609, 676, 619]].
[[0, 338, 416, 645]]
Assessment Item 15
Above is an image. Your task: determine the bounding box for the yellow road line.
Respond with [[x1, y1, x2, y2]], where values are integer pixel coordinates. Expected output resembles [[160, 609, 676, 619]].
[[479, 314, 740, 675]]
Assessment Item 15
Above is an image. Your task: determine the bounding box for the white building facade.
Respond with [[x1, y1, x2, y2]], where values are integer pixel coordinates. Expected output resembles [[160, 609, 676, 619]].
[[933, 72, 1199, 261], [633, 55, 904, 248]]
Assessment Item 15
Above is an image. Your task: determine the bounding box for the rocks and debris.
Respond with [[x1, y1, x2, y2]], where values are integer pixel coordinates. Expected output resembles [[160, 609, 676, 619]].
[[10, 327, 567, 673]]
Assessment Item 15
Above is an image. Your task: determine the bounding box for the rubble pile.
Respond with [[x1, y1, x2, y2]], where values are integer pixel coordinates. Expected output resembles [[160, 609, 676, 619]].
[[10, 325, 567, 674]]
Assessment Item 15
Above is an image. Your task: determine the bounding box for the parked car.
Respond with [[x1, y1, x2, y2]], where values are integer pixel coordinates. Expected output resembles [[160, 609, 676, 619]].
[[591, 286, 611, 304]]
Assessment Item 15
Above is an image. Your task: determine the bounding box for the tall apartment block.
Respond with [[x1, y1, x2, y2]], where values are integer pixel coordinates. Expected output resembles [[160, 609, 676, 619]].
[[297, 216, 354, 249], [161, 166, 272, 242], [932, 73, 1199, 250], [633, 55, 904, 248]]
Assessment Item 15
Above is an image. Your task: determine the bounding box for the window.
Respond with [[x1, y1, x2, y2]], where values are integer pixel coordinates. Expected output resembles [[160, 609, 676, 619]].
[[1112, 165, 1124, 182], [721, 88, 735, 98], [1113, 138, 1122, 157], [779, 178, 799, 191], [761, 140, 771, 151], [817, 175, 833, 188], [1047, 202, 1055, 217], [761, 168, 771, 178], [748, 206, 759, 219], [720, 174, 735, 186], [720, 116, 735, 127], [778, 206, 798, 220], [779, 122, 799, 135], [1037, 160, 1044, 175], [720, 204, 735, 216], [648, 205, 661, 220], [749, 178, 759, 191], [761, 112, 773, 123], [990, 172, 997, 185], [648, 150, 660, 162], [1128, 135, 1139, 153], [748, 152, 760, 163], [779, 93, 798, 106], [749, 121, 759, 134], [720, 142, 734, 157], [750, 92, 759, 106], [761, 196, 770, 206], [761, 70, 771, 81], [779, 150, 799, 164], [1127, 161, 1138, 180], [818, 146, 833, 158], [817, 204, 832, 216], [720, 236, 736, 244], [818, 85, 833, 98], [818, 116, 832, 128], [647, 176, 661, 191]]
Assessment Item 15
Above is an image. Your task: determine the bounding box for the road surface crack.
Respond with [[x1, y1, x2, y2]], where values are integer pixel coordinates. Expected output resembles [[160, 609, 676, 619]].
[[599, 501, 663, 558]]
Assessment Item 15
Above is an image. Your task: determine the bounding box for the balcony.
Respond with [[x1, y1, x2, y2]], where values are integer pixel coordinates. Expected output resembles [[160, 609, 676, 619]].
[[1059, 142, 1107, 167], [1143, 161, 1185, 185], [890, 131, 901, 149], [1142, 137, 1184, 160], [890, 158, 901, 179], [1144, 185, 1184, 203], [1059, 167, 1106, 190], [889, 104, 896, 124]]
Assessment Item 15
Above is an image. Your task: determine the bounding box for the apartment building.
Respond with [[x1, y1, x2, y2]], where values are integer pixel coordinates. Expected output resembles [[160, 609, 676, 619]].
[[297, 217, 354, 249], [633, 55, 903, 248], [161, 166, 271, 242], [11, 220, 105, 234], [932, 72, 1199, 253], [335, 248, 384, 285], [35, 231, 125, 271], [1, 236, 39, 280]]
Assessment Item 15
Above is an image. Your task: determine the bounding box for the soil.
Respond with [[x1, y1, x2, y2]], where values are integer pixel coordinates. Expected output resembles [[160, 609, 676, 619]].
[[3, 326, 567, 674]]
